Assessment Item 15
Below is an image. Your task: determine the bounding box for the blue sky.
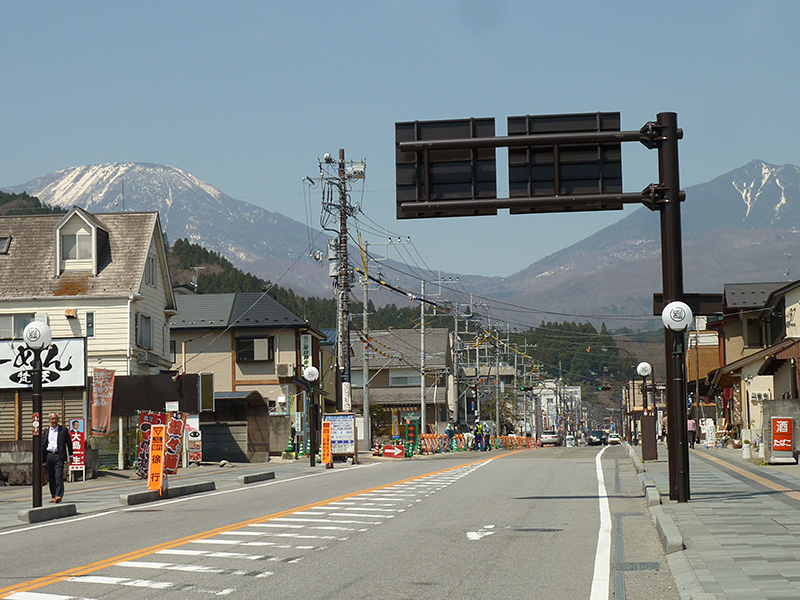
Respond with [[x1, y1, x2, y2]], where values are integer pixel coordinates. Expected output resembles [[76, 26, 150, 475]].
[[2, 1, 798, 277]]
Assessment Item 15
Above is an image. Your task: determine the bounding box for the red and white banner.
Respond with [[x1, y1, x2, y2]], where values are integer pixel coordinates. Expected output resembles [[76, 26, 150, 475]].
[[137, 411, 168, 478], [69, 418, 85, 472], [164, 411, 186, 474], [91, 368, 115, 436]]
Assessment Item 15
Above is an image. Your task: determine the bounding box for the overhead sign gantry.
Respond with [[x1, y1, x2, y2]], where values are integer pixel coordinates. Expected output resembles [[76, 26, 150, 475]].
[[394, 111, 691, 502]]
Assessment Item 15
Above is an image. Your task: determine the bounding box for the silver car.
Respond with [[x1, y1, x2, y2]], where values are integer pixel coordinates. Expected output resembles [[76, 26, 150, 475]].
[[540, 430, 560, 446]]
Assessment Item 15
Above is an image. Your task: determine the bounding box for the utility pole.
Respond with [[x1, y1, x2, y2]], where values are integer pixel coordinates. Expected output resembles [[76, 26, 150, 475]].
[[337, 149, 351, 412], [319, 150, 365, 414], [420, 279, 426, 433], [362, 271, 370, 446]]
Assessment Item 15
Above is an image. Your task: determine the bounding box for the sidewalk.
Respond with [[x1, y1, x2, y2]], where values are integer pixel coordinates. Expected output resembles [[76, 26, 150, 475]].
[[634, 440, 800, 600]]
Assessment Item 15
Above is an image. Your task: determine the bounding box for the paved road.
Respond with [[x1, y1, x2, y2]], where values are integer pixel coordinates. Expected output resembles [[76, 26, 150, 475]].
[[0, 445, 678, 599]]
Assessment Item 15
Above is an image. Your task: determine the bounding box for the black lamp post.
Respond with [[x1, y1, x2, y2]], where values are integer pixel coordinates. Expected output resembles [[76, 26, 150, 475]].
[[23, 320, 52, 508]]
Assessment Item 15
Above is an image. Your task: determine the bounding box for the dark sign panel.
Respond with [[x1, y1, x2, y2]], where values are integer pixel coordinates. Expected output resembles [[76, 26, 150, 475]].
[[507, 112, 622, 213], [395, 118, 497, 219]]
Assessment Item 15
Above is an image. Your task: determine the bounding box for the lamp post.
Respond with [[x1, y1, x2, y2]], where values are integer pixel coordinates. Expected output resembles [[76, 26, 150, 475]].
[[23, 320, 52, 508], [662, 300, 693, 502]]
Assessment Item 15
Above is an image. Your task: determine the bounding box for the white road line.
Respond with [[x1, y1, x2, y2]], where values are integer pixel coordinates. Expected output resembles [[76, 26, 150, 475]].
[[157, 549, 265, 560], [328, 512, 392, 519], [272, 517, 381, 525], [248, 523, 305, 529], [68, 575, 173, 589], [0, 465, 384, 538], [589, 445, 612, 600]]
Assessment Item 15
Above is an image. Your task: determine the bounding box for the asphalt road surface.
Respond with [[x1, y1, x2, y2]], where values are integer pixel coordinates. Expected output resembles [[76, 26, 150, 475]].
[[0, 445, 679, 599]]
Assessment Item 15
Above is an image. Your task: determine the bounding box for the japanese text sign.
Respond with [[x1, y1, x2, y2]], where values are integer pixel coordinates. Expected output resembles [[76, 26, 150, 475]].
[[772, 417, 793, 453], [148, 424, 166, 493], [69, 418, 85, 471]]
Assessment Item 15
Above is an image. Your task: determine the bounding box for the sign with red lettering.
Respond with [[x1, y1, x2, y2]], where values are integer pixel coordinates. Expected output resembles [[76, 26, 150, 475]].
[[321, 421, 332, 466], [772, 417, 793, 452], [148, 424, 166, 493], [68, 418, 85, 472]]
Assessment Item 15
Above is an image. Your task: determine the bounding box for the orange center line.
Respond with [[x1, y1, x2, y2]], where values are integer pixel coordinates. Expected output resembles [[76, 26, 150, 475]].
[[0, 450, 526, 598]]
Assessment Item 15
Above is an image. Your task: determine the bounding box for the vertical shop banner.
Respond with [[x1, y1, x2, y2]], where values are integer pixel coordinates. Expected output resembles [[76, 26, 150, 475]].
[[136, 411, 168, 477], [321, 421, 332, 466], [164, 411, 187, 474], [147, 424, 166, 493], [186, 414, 202, 463], [91, 368, 115, 436], [68, 418, 85, 472]]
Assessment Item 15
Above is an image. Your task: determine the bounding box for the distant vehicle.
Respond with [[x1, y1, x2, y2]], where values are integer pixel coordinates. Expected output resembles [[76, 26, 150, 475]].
[[540, 430, 560, 446], [588, 430, 607, 446], [565, 435, 575, 447], [607, 433, 621, 445]]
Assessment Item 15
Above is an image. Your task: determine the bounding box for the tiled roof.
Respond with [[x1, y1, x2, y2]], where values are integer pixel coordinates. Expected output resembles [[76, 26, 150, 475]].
[[724, 282, 786, 309], [172, 292, 313, 331], [0, 210, 160, 299], [172, 293, 236, 328]]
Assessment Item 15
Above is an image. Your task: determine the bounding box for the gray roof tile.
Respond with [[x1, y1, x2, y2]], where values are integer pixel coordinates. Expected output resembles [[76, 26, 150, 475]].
[[0, 210, 161, 299]]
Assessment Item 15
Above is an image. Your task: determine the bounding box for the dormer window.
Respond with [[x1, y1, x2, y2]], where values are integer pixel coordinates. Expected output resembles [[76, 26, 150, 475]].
[[0, 235, 10, 254], [62, 232, 92, 260]]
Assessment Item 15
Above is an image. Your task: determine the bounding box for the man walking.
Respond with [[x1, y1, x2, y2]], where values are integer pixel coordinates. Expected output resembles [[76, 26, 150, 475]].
[[43, 412, 72, 503]]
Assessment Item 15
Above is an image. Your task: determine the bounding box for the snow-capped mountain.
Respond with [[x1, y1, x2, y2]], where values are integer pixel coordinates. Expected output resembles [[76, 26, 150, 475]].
[[4, 159, 800, 326], [487, 160, 800, 324]]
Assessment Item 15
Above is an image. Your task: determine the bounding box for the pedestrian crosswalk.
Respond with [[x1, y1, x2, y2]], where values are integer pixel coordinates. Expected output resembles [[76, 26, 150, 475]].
[[6, 461, 488, 600]]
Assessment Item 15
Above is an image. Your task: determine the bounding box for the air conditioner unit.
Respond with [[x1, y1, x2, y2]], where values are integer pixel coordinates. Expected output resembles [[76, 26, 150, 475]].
[[276, 363, 294, 378], [136, 351, 148, 364]]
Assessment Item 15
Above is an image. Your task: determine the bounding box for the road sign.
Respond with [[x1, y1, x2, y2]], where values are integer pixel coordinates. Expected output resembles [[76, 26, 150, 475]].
[[383, 445, 404, 458], [395, 117, 497, 218]]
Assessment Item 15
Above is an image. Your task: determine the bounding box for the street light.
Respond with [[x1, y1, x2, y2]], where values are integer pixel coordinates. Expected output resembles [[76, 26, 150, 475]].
[[23, 319, 52, 508], [662, 300, 693, 503]]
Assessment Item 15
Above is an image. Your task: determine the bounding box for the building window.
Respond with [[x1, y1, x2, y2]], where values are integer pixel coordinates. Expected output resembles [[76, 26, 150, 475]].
[[236, 336, 275, 363], [390, 373, 422, 387], [170, 340, 177, 364], [62, 232, 92, 260], [0, 235, 10, 254], [0, 313, 35, 339], [144, 255, 157, 286], [86, 312, 95, 337], [136, 313, 153, 349]]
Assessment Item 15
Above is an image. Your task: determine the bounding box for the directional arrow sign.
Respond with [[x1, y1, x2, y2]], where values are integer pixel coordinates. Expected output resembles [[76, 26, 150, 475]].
[[383, 445, 404, 458]]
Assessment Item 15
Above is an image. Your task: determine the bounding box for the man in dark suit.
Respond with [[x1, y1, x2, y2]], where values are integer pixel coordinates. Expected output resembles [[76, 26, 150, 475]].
[[42, 412, 72, 503]]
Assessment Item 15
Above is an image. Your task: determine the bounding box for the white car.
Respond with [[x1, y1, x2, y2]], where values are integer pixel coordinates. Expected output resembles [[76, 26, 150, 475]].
[[607, 433, 621, 445], [565, 435, 575, 447], [540, 431, 560, 446]]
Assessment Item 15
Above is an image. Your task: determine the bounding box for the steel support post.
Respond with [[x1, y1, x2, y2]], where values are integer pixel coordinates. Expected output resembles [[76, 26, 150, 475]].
[[657, 112, 690, 502]]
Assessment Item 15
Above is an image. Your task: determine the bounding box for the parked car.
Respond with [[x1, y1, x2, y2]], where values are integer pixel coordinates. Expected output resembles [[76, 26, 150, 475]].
[[588, 430, 607, 446], [540, 430, 560, 446], [607, 433, 621, 445], [565, 434, 575, 447]]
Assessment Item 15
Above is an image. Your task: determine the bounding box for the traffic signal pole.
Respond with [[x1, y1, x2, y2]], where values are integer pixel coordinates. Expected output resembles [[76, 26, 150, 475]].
[[657, 112, 690, 502]]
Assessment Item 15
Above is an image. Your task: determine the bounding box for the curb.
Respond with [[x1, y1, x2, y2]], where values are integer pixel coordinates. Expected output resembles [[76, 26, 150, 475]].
[[120, 481, 215, 506], [18, 503, 77, 523], [237, 471, 275, 485]]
